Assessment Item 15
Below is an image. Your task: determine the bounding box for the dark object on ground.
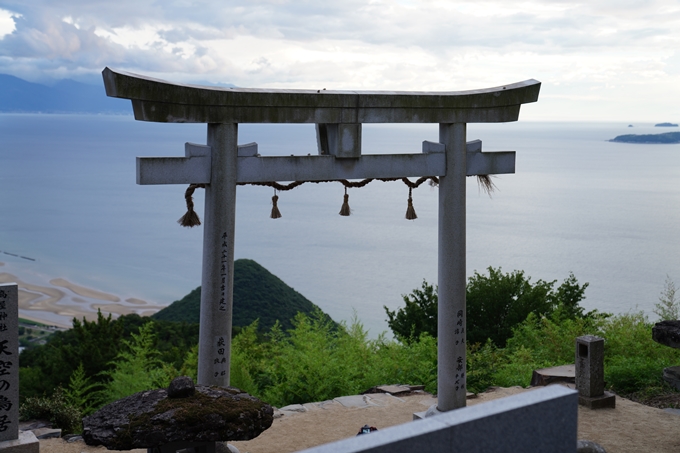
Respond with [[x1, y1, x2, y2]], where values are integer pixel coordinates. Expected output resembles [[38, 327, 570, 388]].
[[530, 364, 575, 387], [168, 376, 196, 398], [82, 380, 273, 450], [577, 439, 607, 452], [652, 320, 680, 349], [609, 132, 680, 144], [356, 425, 378, 436]]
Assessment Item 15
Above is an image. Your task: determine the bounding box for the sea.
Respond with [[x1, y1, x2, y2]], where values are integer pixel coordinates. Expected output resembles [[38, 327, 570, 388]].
[[1, 114, 679, 336]]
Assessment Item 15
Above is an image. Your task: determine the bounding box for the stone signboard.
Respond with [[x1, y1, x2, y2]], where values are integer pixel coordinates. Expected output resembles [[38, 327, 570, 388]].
[[0, 283, 18, 442]]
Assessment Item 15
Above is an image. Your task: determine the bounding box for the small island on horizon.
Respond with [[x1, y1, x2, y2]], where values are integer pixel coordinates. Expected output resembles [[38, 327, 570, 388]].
[[609, 131, 680, 144], [655, 122, 679, 127]]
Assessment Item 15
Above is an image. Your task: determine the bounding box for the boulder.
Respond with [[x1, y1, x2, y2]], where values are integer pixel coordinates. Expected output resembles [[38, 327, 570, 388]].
[[82, 379, 273, 450], [652, 320, 680, 349]]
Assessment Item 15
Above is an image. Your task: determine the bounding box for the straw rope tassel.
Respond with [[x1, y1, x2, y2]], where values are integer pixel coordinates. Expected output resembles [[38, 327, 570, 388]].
[[271, 189, 282, 219], [405, 187, 417, 220], [178, 184, 205, 227], [339, 186, 351, 216]]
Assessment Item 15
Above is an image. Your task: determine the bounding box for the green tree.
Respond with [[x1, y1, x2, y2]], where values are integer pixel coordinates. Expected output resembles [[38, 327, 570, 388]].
[[384, 280, 438, 343], [467, 267, 559, 346], [19, 310, 124, 399], [384, 268, 589, 347]]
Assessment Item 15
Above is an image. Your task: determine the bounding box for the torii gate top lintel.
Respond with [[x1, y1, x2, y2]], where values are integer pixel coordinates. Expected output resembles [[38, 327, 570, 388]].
[[102, 67, 540, 124]]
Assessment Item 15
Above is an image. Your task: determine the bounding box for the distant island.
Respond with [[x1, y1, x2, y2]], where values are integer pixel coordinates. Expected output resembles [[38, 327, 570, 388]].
[[655, 123, 679, 127], [609, 132, 680, 144]]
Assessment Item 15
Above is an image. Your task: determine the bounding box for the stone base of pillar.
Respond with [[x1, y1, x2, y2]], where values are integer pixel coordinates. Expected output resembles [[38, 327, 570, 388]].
[[578, 391, 616, 409], [0, 431, 40, 453], [413, 403, 444, 420]]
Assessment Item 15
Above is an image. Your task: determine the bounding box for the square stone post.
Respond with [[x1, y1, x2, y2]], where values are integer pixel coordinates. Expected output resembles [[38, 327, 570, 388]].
[[197, 123, 238, 386], [437, 123, 467, 411], [575, 335, 615, 409]]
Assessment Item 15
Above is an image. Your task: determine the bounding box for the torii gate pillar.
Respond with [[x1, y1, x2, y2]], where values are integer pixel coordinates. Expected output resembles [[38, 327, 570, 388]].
[[198, 123, 238, 385], [438, 123, 467, 410]]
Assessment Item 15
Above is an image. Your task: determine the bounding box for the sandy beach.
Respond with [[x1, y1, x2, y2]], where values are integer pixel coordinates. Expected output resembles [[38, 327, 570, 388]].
[[0, 261, 167, 327]]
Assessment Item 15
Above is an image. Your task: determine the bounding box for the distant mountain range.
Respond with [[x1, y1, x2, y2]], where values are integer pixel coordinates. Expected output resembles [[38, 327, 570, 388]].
[[0, 73, 131, 114], [152, 259, 335, 331]]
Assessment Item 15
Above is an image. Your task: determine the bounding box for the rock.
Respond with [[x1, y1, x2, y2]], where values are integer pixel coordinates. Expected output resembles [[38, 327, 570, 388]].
[[82, 385, 273, 450], [577, 439, 607, 452], [168, 376, 195, 398], [662, 366, 680, 390], [652, 320, 680, 349]]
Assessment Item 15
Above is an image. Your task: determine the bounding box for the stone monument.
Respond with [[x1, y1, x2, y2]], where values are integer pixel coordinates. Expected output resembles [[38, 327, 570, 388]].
[[0, 283, 39, 453], [103, 67, 540, 412], [82, 376, 272, 453], [575, 335, 615, 409]]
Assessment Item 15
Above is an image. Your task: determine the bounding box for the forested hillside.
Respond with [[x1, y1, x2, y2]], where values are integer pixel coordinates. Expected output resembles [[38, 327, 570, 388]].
[[152, 259, 332, 331]]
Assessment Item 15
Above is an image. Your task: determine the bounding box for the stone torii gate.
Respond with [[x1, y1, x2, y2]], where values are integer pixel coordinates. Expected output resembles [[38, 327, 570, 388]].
[[102, 68, 540, 412]]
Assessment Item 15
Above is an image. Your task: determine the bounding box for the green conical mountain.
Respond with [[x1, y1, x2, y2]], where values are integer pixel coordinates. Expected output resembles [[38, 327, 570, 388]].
[[152, 259, 333, 331]]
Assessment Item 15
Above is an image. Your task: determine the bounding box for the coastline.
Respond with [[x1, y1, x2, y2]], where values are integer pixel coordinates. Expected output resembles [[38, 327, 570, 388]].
[[0, 261, 166, 328]]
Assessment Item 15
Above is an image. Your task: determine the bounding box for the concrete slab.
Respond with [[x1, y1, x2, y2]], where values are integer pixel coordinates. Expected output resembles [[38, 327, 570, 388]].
[[0, 431, 39, 453], [303, 386, 578, 453], [363, 393, 405, 405], [531, 364, 575, 386], [375, 385, 412, 395], [31, 428, 61, 439]]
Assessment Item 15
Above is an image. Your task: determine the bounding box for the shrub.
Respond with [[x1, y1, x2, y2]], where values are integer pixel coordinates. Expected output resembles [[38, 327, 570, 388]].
[[19, 387, 81, 434], [602, 311, 680, 394], [466, 340, 505, 393]]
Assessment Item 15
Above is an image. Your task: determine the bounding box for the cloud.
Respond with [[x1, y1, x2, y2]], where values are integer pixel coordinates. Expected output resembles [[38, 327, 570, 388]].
[[0, 0, 679, 119], [0, 8, 18, 39]]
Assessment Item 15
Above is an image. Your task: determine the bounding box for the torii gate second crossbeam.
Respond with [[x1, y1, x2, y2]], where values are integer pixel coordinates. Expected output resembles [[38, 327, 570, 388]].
[[102, 68, 540, 412]]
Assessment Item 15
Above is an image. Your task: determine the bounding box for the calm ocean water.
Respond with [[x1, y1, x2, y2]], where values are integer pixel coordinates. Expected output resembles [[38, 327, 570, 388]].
[[1, 114, 679, 335]]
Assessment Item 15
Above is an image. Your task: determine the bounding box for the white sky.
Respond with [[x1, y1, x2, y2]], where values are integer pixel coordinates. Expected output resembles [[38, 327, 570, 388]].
[[1, 0, 679, 121]]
